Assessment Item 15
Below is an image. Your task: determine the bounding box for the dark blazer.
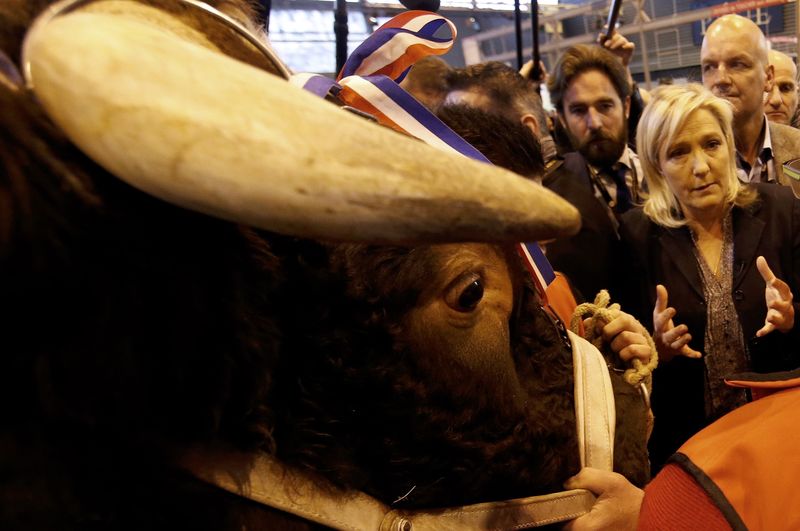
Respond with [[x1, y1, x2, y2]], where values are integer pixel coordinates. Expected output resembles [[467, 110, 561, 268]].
[[543, 153, 621, 301], [616, 183, 800, 471]]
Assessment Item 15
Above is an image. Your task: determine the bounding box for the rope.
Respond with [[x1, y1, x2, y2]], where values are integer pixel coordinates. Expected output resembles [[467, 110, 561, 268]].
[[570, 290, 658, 387]]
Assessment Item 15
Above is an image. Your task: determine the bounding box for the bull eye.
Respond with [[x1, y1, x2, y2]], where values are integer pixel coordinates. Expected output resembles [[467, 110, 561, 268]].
[[454, 278, 484, 312]]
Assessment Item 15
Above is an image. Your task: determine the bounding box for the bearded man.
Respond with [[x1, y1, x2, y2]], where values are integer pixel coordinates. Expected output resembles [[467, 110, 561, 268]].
[[547, 44, 643, 219], [530, 44, 643, 300]]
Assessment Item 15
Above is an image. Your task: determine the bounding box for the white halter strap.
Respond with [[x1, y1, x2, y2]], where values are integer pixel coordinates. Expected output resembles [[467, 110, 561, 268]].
[[569, 330, 616, 470], [182, 333, 615, 529], [182, 450, 596, 531]]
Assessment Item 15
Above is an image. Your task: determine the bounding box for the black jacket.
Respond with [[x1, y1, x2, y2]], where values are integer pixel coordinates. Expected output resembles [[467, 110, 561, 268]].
[[543, 153, 621, 302], [615, 183, 800, 470]]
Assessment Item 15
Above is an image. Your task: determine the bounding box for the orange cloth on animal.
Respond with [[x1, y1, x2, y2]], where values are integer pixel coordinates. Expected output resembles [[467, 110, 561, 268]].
[[545, 272, 582, 335], [639, 370, 800, 531]]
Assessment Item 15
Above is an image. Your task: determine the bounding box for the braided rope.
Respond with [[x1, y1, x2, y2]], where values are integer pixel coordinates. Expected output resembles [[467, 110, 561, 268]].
[[570, 290, 658, 387]]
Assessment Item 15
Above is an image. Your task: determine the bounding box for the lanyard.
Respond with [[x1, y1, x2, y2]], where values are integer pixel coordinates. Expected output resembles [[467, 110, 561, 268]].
[[586, 165, 621, 237]]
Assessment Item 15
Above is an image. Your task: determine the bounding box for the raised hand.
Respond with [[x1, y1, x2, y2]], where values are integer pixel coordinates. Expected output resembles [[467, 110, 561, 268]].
[[652, 284, 702, 362], [756, 256, 795, 336], [597, 31, 634, 67]]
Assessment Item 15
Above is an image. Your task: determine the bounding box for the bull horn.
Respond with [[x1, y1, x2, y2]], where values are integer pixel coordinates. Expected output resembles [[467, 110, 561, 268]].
[[22, 1, 580, 244]]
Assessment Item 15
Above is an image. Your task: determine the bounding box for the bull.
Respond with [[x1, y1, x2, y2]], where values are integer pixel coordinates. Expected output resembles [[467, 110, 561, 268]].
[[0, 1, 649, 529]]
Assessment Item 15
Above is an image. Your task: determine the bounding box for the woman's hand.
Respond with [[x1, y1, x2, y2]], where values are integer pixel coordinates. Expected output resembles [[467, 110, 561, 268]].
[[562, 468, 643, 531], [756, 256, 795, 336], [585, 310, 651, 364], [652, 284, 702, 362]]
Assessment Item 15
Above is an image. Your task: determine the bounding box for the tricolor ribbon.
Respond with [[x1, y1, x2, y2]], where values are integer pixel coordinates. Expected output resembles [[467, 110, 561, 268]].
[[339, 75, 482, 156], [290, 11, 555, 299], [338, 11, 457, 83]]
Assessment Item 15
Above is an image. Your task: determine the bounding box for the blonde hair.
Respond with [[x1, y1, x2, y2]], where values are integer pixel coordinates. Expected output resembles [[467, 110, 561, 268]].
[[636, 83, 756, 227]]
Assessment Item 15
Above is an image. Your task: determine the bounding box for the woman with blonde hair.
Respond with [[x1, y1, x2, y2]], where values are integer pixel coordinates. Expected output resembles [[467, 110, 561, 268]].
[[616, 83, 800, 472]]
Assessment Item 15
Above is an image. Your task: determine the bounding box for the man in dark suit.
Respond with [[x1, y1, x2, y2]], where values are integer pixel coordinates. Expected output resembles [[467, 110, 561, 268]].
[[543, 44, 646, 300], [546, 44, 644, 216], [702, 14, 800, 186]]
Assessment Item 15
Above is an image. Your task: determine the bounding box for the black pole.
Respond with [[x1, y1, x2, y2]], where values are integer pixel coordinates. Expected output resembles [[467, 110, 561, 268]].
[[513, 0, 523, 70], [334, 0, 349, 73], [262, 0, 271, 33], [600, 0, 623, 43], [531, 0, 541, 79]]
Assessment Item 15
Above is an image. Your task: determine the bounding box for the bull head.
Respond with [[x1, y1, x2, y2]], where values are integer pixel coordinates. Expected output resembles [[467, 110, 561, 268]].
[[0, 1, 651, 529]]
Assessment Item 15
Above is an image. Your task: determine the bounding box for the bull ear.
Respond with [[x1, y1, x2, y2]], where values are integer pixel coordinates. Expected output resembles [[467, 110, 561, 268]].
[[22, 3, 579, 244]]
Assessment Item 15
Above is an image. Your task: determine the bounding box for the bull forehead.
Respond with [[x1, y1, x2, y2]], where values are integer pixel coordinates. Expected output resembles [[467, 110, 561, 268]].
[[420, 243, 516, 311], [401, 243, 526, 404]]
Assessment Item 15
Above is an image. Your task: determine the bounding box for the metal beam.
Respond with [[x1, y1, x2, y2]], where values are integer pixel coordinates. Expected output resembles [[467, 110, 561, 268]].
[[470, 1, 603, 40], [475, 4, 715, 63]]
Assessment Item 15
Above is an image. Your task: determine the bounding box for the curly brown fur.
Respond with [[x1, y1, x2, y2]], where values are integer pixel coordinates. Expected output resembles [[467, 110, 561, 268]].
[[0, 82, 281, 528], [610, 372, 651, 487], [269, 241, 580, 508]]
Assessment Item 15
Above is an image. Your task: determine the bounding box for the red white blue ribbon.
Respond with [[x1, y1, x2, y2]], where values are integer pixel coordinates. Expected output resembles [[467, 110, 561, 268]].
[[518, 242, 555, 297], [290, 11, 555, 298], [338, 11, 457, 82], [338, 75, 484, 157]]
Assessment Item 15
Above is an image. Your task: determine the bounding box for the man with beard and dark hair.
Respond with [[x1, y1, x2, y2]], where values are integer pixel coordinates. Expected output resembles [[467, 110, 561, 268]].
[[542, 44, 644, 300], [547, 44, 643, 216]]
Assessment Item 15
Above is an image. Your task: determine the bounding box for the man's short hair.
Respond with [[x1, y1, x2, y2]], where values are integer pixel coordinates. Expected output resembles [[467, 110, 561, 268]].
[[446, 61, 544, 126], [437, 104, 545, 179], [547, 44, 631, 113]]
